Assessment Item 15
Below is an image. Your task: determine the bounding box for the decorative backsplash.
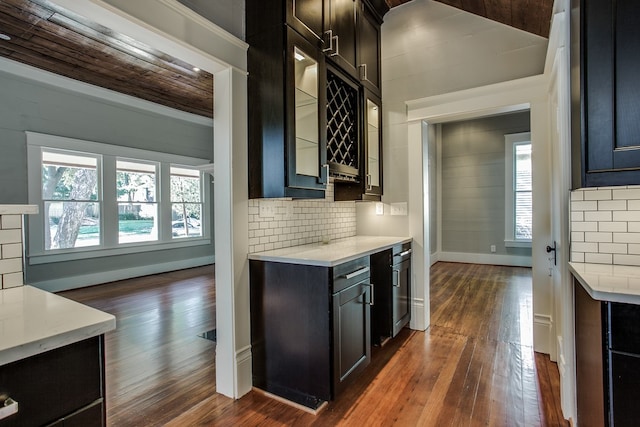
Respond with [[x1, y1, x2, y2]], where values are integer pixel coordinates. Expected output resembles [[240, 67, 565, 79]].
[[570, 186, 640, 265], [248, 183, 357, 253]]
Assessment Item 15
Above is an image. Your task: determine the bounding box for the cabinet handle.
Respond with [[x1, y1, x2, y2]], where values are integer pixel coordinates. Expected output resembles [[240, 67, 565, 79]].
[[359, 63, 368, 81], [344, 266, 370, 279], [367, 174, 372, 190], [0, 397, 19, 420], [399, 249, 412, 257], [331, 35, 339, 57], [322, 163, 330, 183], [393, 269, 400, 287], [368, 283, 374, 306], [323, 30, 333, 53]]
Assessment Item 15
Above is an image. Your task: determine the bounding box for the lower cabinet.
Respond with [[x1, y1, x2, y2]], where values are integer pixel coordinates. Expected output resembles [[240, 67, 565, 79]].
[[575, 278, 640, 426], [371, 242, 412, 345], [0, 336, 105, 427], [250, 256, 371, 409]]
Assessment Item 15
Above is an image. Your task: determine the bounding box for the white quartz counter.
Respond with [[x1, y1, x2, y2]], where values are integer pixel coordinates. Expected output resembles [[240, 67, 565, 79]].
[[248, 235, 412, 267], [0, 285, 116, 366], [569, 262, 640, 305]]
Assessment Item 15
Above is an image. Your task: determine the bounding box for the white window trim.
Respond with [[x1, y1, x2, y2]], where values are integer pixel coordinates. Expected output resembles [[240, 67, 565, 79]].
[[504, 132, 532, 249], [27, 131, 212, 264]]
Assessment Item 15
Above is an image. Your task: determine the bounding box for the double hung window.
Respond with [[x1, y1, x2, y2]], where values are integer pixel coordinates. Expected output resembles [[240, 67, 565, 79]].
[[504, 132, 532, 247]]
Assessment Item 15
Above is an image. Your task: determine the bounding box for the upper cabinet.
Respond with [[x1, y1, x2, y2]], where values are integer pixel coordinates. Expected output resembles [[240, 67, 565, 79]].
[[571, 0, 640, 187], [247, 0, 387, 199]]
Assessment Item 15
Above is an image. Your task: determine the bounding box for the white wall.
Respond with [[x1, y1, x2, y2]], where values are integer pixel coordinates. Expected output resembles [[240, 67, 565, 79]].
[[177, 0, 245, 40]]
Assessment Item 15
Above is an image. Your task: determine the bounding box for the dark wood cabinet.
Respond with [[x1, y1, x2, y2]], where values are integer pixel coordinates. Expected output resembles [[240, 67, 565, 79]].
[[287, 0, 324, 45], [357, 1, 382, 95], [0, 336, 105, 427], [370, 243, 411, 345], [248, 24, 328, 199], [574, 277, 640, 426], [250, 256, 371, 409], [571, 0, 640, 187], [324, 0, 358, 78]]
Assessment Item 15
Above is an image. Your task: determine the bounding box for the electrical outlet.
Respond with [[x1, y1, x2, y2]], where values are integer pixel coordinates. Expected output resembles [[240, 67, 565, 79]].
[[490, 245, 497, 253], [259, 200, 275, 218], [390, 202, 408, 216]]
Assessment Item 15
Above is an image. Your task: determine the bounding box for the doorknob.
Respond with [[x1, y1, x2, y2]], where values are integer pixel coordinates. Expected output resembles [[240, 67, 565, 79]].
[[546, 241, 557, 266]]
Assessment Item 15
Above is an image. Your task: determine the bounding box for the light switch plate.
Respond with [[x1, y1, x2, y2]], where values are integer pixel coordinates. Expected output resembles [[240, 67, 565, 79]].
[[390, 202, 408, 216], [375, 202, 384, 215], [259, 200, 276, 218]]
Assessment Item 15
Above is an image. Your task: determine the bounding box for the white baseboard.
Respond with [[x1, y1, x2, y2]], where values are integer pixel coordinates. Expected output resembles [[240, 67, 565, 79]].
[[236, 345, 253, 398], [31, 255, 215, 292], [533, 313, 553, 354], [409, 297, 428, 331], [437, 251, 532, 267], [429, 252, 440, 266]]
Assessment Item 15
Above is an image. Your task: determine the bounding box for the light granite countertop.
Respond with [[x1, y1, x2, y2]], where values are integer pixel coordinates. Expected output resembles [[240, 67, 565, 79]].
[[0, 285, 116, 366], [248, 235, 412, 267], [569, 262, 640, 304]]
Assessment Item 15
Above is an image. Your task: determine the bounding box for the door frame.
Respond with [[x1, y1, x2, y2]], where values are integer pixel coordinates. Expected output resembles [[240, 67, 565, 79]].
[[406, 73, 553, 353]]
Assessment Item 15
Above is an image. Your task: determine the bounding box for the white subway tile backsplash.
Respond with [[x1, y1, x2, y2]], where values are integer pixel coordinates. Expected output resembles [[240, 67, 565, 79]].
[[571, 252, 585, 262], [571, 192, 584, 201], [613, 254, 640, 266], [0, 229, 21, 244], [1, 215, 21, 229], [572, 242, 598, 253], [584, 232, 612, 243], [0, 258, 22, 275], [613, 211, 640, 222], [1, 243, 22, 259], [584, 189, 612, 201], [571, 201, 598, 211], [571, 232, 585, 242], [2, 272, 23, 288], [599, 243, 628, 254], [598, 200, 627, 211], [599, 222, 628, 233], [585, 211, 612, 222], [628, 222, 640, 233], [585, 253, 613, 264], [629, 244, 640, 255], [613, 188, 640, 200], [571, 212, 584, 222], [628, 200, 640, 211], [571, 222, 598, 232], [613, 233, 640, 244]]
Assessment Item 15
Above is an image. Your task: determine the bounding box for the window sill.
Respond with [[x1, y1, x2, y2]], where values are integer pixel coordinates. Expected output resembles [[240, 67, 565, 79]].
[[504, 239, 532, 249], [28, 238, 211, 265]]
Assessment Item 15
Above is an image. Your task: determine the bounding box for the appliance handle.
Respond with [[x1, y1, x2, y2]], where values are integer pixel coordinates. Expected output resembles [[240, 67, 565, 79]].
[[0, 397, 18, 420], [368, 283, 374, 306], [399, 249, 412, 257], [344, 266, 370, 280], [393, 269, 400, 287]]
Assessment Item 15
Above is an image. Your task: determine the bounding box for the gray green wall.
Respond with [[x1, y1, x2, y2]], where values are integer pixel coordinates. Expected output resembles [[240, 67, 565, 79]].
[[440, 111, 531, 257], [0, 67, 214, 290]]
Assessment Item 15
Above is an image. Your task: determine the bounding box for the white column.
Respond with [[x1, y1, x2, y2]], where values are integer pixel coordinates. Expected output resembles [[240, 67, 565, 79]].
[[213, 67, 251, 398]]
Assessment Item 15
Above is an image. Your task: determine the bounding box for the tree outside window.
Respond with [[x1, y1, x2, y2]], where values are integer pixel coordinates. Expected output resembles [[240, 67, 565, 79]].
[[116, 160, 158, 243], [42, 150, 100, 250]]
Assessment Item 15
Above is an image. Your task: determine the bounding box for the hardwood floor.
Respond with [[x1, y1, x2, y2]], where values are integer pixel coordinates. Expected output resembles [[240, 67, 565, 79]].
[[60, 262, 568, 426]]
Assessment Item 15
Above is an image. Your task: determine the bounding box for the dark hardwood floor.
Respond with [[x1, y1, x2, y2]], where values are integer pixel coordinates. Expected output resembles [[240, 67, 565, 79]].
[[60, 262, 568, 426]]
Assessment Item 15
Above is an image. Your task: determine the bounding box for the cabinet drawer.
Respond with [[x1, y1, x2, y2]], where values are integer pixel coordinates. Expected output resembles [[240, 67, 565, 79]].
[[333, 256, 370, 293], [0, 337, 103, 427], [609, 302, 640, 354], [392, 242, 412, 265]]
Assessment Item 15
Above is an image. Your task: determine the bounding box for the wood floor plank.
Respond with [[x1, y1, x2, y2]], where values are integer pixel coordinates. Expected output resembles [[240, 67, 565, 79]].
[[59, 261, 569, 426]]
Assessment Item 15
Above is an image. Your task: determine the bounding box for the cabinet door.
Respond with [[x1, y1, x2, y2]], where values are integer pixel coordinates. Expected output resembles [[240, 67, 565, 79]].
[[610, 351, 640, 426], [581, 0, 640, 186], [358, 2, 382, 95], [364, 91, 382, 197], [286, 28, 329, 194], [325, 0, 358, 77], [333, 280, 371, 396], [392, 255, 410, 337], [287, 0, 324, 45]]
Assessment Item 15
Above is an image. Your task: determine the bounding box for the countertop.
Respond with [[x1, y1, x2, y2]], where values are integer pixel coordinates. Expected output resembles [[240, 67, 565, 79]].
[[248, 235, 412, 267], [0, 285, 116, 366], [569, 262, 640, 304]]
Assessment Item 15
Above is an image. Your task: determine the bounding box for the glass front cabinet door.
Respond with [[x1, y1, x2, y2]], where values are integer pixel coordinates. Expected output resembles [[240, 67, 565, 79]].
[[286, 28, 328, 196], [365, 91, 382, 197]]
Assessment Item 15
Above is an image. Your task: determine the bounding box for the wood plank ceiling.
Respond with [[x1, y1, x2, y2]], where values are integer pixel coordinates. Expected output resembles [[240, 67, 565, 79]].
[[0, 0, 214, 118], [386, 0, 553, 38], [0, 0, 551, 121]]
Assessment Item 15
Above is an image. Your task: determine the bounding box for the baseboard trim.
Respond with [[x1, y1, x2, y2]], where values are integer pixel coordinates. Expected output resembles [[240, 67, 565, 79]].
[[236, 345, 253, 398], [252, 387, 328, 416], [30, 255, 215, 292], [534, 313, 553, 354], [429, 252, 440, 266], [410, 297, 428, 331], [437, 251, 532, 267]]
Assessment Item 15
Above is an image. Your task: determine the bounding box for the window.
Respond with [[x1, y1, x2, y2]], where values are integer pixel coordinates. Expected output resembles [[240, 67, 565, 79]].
[[505, 132, 532, 248], [27, 132, 211, 263], [42, 150, 101, 250], [117, 160, 158, 243], [171, 166, 203, 239]]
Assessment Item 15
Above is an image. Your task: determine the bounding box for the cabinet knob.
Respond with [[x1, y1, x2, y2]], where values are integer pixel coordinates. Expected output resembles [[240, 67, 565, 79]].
[[0, 397, 19, 420]]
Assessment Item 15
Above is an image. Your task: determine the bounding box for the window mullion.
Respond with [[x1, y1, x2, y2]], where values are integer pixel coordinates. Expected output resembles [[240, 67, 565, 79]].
[[159, 163, 172, 242], [102, 155, 118, 248]]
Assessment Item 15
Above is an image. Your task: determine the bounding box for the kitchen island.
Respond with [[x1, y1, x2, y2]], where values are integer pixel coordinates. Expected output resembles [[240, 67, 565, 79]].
[[249, 235, 411, 412], [570, 262, 640, 427], [0, 285, 115, 426]]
